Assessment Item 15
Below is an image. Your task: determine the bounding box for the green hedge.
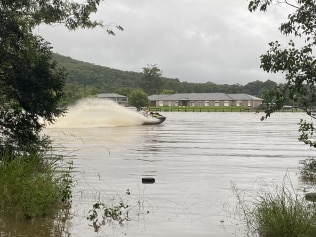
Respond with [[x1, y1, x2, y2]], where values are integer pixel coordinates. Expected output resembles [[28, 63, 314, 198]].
[[149, 106, 253, 112]]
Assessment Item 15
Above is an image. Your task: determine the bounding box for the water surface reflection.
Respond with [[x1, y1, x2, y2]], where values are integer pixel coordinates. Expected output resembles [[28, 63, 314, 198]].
[[6, 112, 314, 237]]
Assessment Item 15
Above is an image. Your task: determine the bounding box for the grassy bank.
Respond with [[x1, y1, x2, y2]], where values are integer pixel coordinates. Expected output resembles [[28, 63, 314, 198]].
[[151, 106, 251, 112], [0, 152, 72, 219], [149, 106, 302, 113], [234, 177, 316, 237]]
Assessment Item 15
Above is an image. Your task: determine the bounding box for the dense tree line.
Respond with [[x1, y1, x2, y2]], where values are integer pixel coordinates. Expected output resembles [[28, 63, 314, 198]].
[[0, 0, 122, 154], [248, 0, 316, 148], [54, 53, 278, 105]]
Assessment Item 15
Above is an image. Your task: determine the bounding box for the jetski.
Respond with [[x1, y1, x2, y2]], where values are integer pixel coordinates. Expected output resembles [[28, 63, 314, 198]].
[[142, 111, 166, 125]]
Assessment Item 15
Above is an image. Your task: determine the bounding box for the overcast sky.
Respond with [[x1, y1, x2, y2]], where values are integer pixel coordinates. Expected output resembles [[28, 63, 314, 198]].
[[36, 0, 293, 85]]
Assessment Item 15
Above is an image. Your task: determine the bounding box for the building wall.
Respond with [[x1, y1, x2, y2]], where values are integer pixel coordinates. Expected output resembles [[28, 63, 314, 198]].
[[105, 97, 128, 105], [97, 95, 128, 106], [152, 99, 262, 108]]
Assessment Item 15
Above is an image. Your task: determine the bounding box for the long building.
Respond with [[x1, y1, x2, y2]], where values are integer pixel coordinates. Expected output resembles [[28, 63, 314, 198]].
[[148, 93, 263, 109]]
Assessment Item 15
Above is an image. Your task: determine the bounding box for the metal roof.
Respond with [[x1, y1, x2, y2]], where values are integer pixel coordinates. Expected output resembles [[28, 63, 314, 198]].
[[97, 93, 127, 98], [149, 93, 262, 101], [227, 94, 263, 101]]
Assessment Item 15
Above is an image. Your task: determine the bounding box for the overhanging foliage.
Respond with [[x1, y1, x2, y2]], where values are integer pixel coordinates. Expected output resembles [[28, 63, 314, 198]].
[[249, 0, 316, 147]]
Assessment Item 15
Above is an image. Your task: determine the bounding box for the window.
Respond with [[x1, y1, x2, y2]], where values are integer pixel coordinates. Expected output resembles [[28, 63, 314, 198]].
[[190, 101, 195, 106], [214, 101, 220, 106], [159, 100, 163, 106], [204, 101, 209, 106], [236, 100, 241, 106], [175, 101, 179, 106], [248, 100, 251, 107], [224, 101, 229, 106]]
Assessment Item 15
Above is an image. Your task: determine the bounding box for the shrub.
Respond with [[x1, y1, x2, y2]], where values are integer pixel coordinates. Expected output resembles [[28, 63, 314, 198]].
[[0, 152, 73, 219], [300, 158, 316, 183], [234, 180, 316, 237]]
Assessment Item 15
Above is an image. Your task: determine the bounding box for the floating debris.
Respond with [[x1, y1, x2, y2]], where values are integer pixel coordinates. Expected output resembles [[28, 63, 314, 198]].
[[305, 192, 316, 202], [142, 177, 155, 184]]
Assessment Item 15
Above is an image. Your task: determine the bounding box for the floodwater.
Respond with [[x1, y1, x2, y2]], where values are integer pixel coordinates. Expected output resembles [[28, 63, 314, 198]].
[[2, 99, 314, 237]]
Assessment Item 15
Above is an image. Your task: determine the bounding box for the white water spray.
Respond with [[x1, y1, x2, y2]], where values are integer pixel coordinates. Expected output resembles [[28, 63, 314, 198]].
[[49, 98, 148, 128]]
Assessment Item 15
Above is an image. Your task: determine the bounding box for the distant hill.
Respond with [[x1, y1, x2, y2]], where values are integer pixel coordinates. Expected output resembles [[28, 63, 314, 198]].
[[52, 53, 142, 92], [53, 53, 278, 97]]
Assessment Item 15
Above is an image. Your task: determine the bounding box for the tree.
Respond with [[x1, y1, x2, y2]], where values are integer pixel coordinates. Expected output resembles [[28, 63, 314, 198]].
[[0, 0, 123, 154], [161, 89, 175, 94], [139, 64, 164, 95], [243, 80, 277, 96], [116, 87, 134, 97], [129, 89, 149, 109], [248, 0, 316, 147]]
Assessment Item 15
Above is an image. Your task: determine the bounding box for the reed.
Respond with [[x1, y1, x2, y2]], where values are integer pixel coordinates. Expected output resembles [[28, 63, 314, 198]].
[[234, 179, 316, 237], [0, 151, 73, 219], [300, 158, 316, 183]]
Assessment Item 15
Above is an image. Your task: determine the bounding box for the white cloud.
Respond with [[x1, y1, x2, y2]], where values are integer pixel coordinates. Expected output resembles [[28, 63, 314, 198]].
[[36, 0, 294, 85]]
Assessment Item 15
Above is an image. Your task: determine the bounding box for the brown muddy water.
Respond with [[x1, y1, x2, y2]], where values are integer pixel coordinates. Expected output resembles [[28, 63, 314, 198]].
[[2, 99, 314, 237]]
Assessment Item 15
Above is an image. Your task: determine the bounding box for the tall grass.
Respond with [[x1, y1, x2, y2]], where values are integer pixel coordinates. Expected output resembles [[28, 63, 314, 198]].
[[233, 178, 316, 237], [300, 158, 316, 183], [0, 151, 73, 219]]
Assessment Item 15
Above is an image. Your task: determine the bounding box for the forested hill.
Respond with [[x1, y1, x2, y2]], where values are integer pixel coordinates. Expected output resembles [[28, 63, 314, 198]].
[[53, 53, 278, 99], [53, 53, 142, 92]]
